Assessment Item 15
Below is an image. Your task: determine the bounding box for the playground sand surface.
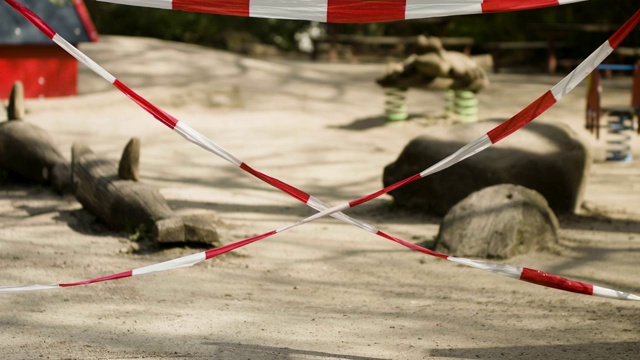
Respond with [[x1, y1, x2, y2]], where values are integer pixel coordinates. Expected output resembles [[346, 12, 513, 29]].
[[1, 36, 639, 359]]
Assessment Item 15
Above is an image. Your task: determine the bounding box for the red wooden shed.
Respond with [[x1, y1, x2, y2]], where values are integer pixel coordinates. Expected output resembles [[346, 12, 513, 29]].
[[0, 0, 98, 99]]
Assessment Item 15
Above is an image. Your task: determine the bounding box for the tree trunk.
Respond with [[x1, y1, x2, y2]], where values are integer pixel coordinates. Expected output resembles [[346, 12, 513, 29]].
[[71, 141, 219, 246]]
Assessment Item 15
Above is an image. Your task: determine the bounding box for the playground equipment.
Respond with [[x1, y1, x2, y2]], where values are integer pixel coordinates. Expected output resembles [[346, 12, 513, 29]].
[[585, 63, 640, 161], [448, 89, 479, 123], [384, 87, 409, 122], [377, 35, 488, 122], [0, 0, 97, 98]]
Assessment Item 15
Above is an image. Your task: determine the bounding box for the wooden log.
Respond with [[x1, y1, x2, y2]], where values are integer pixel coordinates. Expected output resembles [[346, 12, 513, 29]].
[[0, 117, 71, 193], [71, 139, 219, 246]]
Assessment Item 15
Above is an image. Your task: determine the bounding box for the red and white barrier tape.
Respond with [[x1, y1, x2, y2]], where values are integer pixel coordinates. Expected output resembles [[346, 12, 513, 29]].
[[4, 224, 637, 300], [2, 0, 639, 301], [95, 0, 585, 23], [296, 12, 640, 224]]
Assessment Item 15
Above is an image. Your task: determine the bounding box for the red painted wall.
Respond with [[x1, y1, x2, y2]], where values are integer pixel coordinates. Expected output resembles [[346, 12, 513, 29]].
[[0, 45, 78, 99]]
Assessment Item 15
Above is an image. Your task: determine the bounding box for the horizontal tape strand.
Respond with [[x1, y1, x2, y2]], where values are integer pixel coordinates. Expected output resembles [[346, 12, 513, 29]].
[[96, 0, 586, 23]]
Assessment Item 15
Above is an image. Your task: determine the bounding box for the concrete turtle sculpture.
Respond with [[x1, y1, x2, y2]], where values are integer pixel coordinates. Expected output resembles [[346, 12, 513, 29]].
[[0, 82, 71, 193]]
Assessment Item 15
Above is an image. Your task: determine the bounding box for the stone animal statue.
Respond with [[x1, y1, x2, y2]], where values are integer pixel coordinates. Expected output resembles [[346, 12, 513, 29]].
[[0, 82, 71, 193], [71, 138, 219, 246], [376, 35, 489, 92]]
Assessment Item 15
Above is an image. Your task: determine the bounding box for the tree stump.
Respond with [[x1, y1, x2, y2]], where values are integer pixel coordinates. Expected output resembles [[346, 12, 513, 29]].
[[71, 139, 219, 246]]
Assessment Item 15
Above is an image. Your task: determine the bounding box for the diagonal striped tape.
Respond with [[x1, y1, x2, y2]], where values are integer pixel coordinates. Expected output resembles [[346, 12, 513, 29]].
[[292, 8, 640, 226], [94, 0, 586, 23], [2, 0, 379, 234], [3, 0, 639, 300]]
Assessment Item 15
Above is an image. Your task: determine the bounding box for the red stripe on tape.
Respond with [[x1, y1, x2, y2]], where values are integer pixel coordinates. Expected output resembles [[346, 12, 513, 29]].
[[349, 173, 422, 207], [173, 0, 249, 17], [376, 230, 449, 259], [520, 267, 593, 295], [112, 80, 178, 129], [327, 0, 406, 23], [59, 270, 133, 287], [608, 8, 640, 48], [487, 90, 557, 143], [240, 163, 311, 203], [205, 230, 277, 259], [5, 0, 56, 39], [482, 0, 561, 12]]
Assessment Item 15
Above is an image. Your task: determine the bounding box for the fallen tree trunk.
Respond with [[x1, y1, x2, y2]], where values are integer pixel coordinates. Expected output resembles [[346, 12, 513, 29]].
[[71, 139, 219, 246]]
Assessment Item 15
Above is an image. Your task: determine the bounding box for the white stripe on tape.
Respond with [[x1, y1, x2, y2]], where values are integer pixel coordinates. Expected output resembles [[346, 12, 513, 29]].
[[448, 257, 523, 280], [173, 121, 243, 167], [97, 0, 172, 9], [0, 284, 60, 292], [405, 0, 482, 20], [52, 34, 117, 84], [551, 42, 614, 100], [250, 0, 328, 22], [592, 285, 640, 301], [420, 134, 492, 178], [132, 252, 207, 276], [307, 196, 379, 234]]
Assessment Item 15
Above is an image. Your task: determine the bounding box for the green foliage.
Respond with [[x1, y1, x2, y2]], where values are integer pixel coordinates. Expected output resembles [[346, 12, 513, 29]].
[[128, 223, 150, 242], [86, 0, 638, 54], [447, 0, 639, 44]]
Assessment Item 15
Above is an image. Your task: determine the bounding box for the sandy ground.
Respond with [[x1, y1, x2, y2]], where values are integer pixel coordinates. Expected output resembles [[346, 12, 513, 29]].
[[1, 36, 639, 359]]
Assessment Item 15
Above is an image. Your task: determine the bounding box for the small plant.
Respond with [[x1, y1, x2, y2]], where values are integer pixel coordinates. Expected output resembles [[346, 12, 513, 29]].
[[128, 223, 150, 242]]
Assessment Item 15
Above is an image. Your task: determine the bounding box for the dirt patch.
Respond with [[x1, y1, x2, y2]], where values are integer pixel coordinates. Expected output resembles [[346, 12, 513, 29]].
[[1, 36, 639, 359]]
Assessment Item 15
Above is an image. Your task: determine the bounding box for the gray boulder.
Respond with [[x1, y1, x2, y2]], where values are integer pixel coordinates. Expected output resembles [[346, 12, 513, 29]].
[[435, 184, 559, 259], [383, 119, 590, 216]]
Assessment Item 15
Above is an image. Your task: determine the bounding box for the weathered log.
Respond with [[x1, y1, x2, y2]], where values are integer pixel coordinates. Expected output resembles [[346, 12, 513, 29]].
[[71, 139, 219, 246], [0, 116, 71, 193]]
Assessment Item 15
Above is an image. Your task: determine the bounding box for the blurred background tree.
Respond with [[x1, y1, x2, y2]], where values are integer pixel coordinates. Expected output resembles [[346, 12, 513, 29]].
[[86, 0, 639, 56]]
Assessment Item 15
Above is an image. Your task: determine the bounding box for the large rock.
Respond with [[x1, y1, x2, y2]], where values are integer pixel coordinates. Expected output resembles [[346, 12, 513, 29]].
[[435, 184, 559, 259], [383, 119, 591, 216]]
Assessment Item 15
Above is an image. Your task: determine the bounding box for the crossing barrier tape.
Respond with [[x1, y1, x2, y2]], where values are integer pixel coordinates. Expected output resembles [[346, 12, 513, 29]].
[[2, 0, 639, 301], [94, 0, 586, 23]]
